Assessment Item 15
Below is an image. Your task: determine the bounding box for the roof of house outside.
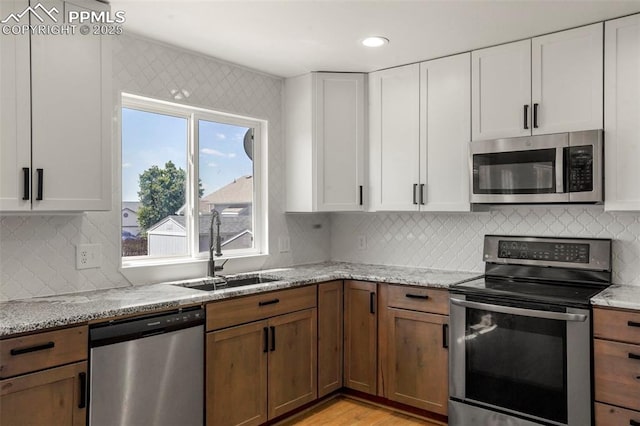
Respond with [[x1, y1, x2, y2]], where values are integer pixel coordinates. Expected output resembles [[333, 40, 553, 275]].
[[148, 213, 251, 236], [122, 201, 141, 212], [201, 175, 253, 205]]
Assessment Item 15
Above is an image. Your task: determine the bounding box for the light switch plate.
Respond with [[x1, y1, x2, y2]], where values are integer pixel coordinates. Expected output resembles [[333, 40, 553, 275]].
[[278, 236, 290, 253], [76, 244, 102, 269]]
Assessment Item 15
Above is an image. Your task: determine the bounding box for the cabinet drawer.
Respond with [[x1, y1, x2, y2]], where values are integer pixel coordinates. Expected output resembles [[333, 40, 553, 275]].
[[594, 307, 640, 345], [207, 285, 316, 331], [595, 402, 640, 426], [386, 284, 448, 315], [594, 339, 640, 411], [0, 326, 88, 379]]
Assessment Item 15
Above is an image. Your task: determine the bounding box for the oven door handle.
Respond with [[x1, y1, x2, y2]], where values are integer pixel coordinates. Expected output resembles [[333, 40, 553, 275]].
[[450, 298, 587, 322]]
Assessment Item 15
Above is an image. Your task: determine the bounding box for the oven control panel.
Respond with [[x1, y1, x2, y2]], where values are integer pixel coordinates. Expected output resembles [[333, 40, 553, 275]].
[[498, 240, 590, 263]]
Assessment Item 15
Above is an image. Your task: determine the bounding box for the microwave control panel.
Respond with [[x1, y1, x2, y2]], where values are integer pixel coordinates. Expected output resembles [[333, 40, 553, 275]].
[[567, 145, 593, 193]]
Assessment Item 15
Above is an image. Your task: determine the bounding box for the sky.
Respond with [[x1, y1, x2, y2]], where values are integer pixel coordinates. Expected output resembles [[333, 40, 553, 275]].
[[121, 108, 253, 202]]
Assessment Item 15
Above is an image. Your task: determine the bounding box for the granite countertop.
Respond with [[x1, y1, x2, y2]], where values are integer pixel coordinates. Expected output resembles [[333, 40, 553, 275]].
[[590, 284, 640, 311], [0, 262, 481, 337]]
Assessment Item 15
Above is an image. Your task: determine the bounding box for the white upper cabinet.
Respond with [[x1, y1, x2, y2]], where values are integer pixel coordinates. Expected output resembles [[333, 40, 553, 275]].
[[420, 53, 471, 212], [532, 23, 603, 135], [0, 0, 112, 212], [369, 64, 420, 211], [285, 72, 365, 212], [472, 23, 603, 141], [0, 0, 31, 211], [472, 40, 531, 141], [605, 14, 640, 211]]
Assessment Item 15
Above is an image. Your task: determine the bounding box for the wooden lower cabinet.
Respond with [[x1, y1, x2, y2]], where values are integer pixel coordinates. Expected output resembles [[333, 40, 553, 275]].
[[0, 361, 87, 426], [386, 308, 448, 415], [206, 308, 317, 426], [317, 281, 343, 397], [343, 280, 377, 395], [595, 402, 640, 426]]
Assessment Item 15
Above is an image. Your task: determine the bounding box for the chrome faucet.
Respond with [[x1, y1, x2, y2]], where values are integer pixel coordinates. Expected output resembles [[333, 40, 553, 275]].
[[208, 209, 225, 277]]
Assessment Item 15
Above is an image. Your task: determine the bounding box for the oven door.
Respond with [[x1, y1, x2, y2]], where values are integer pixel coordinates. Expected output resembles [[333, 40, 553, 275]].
[[449, 295, 591, 426], [470, 133, 569, 204]]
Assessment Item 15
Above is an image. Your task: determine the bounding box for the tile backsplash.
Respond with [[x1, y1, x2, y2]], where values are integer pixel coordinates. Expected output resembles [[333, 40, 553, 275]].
[[0, 33, 330, 301], [331, 206, 640, 286]]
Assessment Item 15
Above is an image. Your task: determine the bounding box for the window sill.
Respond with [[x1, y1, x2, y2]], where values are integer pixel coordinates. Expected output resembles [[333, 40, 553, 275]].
[[120, 252, 270, 285]]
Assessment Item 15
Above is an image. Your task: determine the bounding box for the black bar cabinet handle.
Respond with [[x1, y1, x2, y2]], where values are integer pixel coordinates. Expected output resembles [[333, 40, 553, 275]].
[[533, 103, 539, 128], [630, 420, 640, 426], [523, 104, 529, 129], [419, 184, 425, 205], [270, 326, 276, 352], [78, 372, 87, 409], [36, 168, 43, 200], [406, 293, 429, 300], [628, 321, 640, 328], [258, 298, 279, 307], [442, 324, 449, 349], [412, 184, 418, 205], [359, 185, 363, 206], [629, 353, 640, 360], [10, 341, 55, 356], [369, 292, 376, 314], [263, 327, 269, 353], [22, 167, 29, 200]]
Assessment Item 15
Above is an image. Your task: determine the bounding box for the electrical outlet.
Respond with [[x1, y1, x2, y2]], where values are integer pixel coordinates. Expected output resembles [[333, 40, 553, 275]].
[[76, 244, 102, 269], [278, 236, 290, 253], [357, 235, 367, 250]]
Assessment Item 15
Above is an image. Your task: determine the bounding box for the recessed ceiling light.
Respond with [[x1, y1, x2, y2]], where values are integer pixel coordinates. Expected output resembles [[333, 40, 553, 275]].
[[362, 36, 389, 48]]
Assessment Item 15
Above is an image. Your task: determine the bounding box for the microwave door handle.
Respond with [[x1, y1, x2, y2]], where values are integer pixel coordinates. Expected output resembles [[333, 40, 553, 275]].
[[556, 148, 564, 193], [450, 298, 587, 322]]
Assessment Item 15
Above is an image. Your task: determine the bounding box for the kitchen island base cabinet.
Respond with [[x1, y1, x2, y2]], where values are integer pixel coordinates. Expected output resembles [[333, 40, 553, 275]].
[[595, 402, 640, 426], [344, 280, 377, 395], [318, 281, 343, 397], [0, 361, 87, 426], [386, 309, 448, 415]]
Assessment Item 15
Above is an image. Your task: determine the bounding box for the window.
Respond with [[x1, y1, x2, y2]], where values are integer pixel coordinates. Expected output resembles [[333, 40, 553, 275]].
[[121, 93, 267, 265]]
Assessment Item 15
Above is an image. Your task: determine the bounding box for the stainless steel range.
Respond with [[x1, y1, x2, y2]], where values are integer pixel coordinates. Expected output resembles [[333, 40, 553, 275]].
[[448, 235, 612, 426]]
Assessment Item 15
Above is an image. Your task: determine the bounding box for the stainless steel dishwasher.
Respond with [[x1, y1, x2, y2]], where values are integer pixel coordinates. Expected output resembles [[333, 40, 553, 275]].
[[89, 307, 204, 426]]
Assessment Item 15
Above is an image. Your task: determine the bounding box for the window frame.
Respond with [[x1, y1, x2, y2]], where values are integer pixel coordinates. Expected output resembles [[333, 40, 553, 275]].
[[121, 93, 268, 269]]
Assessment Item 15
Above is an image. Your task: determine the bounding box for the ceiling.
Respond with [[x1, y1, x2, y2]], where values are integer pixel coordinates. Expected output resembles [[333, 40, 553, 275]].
[[110, 0, 640, 78]]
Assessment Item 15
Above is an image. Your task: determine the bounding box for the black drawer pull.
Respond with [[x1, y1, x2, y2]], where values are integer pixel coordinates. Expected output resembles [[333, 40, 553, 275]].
[[412, 184, 418, 205], [10, 341, 55, 356], [22, 167, 29, 200], [630, 420, 640, 426], [258, 298, 279, 307], [263, 327, 268, 353], [406, 294, 429, 300], [628, 321, 640, 328], [442, 323, 449, 349], [370, 292, 376, 314], [36, 168, 43, 200], [629, 353, 640, 360], [270, 326, 276, 352], [78, 372, 87, 409], [533, 103, 539, 128], [359, 185, 363, 206], [523, 104, 529, 129], [419, 184, 425, 205]]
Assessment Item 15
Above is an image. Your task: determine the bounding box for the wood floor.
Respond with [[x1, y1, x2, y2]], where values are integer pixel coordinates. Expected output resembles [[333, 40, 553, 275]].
[[278, 396, 442, 425]]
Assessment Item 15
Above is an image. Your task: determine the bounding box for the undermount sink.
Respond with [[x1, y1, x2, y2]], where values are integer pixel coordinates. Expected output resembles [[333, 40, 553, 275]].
[[185, 276, 278, 292]]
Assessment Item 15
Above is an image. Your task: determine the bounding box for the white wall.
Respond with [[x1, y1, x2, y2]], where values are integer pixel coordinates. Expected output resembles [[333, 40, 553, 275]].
[[0, 33, 331, 301], [331, 206, 640, 286]]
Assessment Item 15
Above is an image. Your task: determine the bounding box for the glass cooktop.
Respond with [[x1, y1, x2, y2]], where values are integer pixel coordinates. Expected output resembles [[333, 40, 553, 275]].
[[451, 277, 606, 308]]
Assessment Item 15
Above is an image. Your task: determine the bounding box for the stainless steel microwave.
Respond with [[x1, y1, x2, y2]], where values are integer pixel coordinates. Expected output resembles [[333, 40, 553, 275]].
[[470, 130, 603, 204]]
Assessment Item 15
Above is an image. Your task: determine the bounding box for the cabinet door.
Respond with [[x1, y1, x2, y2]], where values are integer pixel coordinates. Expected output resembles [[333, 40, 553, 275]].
[[317, 281, 343, 397], [268, 308, 317, 419], [605, 14, 640, 211], [343, 280, 377, 395], [315, 73, 365, 211], [30, 0, 111, 211], [387, 309, 448, 414], [369, 64, 420, 211], [0, 361, 87, 426], [472, 40, 531, 141], [532, 23, 603, 135], [0, 0, 31, 211], [206, 321, 268, 426], [420, 53, 471, 212]]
